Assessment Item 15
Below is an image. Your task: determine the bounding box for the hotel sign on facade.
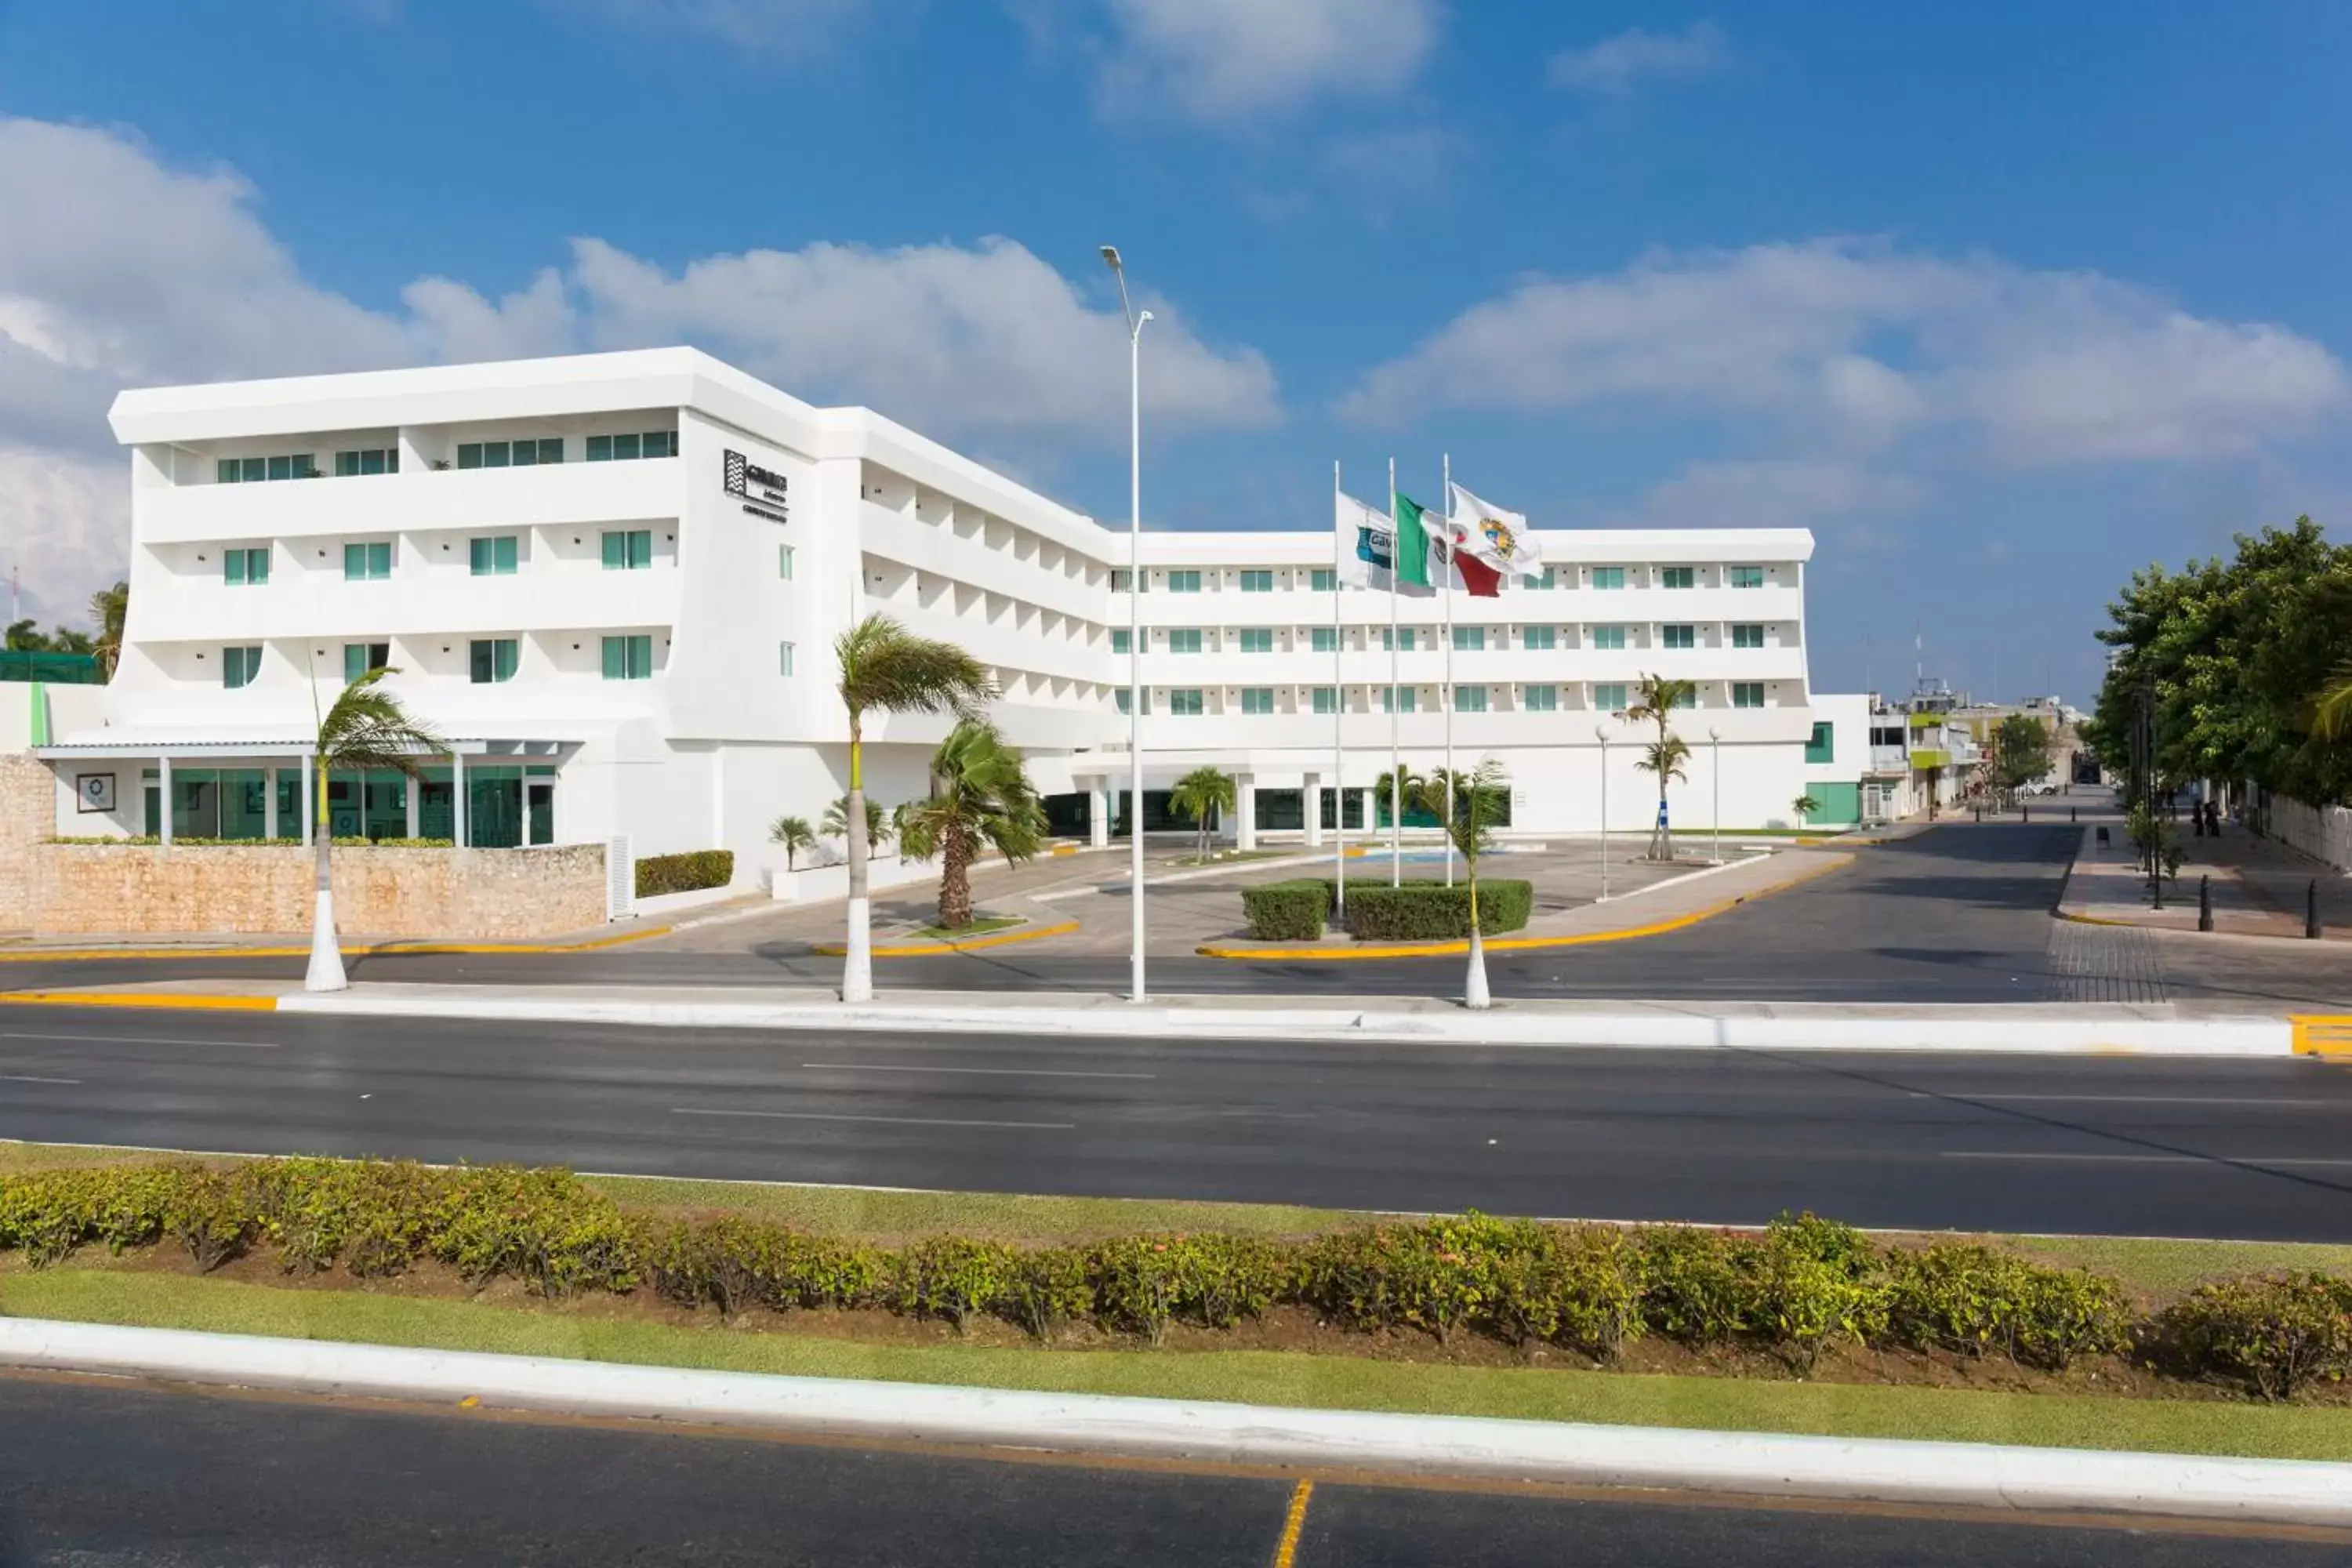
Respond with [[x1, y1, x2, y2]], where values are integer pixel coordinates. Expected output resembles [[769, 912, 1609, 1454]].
[[723, 448, 789, 525]]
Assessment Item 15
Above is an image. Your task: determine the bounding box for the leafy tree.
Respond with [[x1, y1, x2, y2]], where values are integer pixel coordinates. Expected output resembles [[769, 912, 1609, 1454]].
[[1168, 766, 1236, 860], [304, 666, 443, 993], [823, 793, 890, 849], [833, 614, 993, 1001], [1421, 758, 1510, 1007], [89, 581, 128, 680], [768, 815, 815, 871], [896, 720, 1047, 929], [1792, 793, 1820, 822], [1620, 674, 1697, 859], [1371, 763, 1424, 833], [4, 618, 89, 653], [1988, 714, 2053, 800]]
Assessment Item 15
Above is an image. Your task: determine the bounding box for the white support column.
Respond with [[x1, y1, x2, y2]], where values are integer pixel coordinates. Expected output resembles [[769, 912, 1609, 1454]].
[[405, 775, 420, 840], [156, 755, 172, 846], [1303, 771, 1323, 848], [1357, 787, 1375, 835], [263, 765, 279, 842], [1234, 774, 1255, 851], [1087, 779, 1109, 848], [299, 757, 314, 846], [452, 753, 467, 849]]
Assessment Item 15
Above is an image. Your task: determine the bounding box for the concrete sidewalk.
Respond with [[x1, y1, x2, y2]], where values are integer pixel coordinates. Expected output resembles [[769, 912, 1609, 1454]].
[[2060, 822, 2352, 942]]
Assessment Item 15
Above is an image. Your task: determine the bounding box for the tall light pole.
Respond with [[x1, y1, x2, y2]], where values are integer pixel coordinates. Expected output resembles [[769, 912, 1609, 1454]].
[[1103, 245, 1152, 1002], [1708, 725, 1722, 867], [1595, 722, 1610, 902]]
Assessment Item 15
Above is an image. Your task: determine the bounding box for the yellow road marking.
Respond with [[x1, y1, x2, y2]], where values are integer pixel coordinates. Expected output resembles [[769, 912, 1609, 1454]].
[[2291, 1015, 2352, 1057], [1198, 854, 1853, 961], [0, 991, 280, 1011], [1272, 1478, 1314, 1568], [0, 924, 673, 963], [809, 920, 1081, 958]]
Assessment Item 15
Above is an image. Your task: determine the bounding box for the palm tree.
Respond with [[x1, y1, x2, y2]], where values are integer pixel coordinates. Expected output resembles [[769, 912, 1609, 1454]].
[[834, 613, 993, 1001], [89, 581, 128, 681], [1428, 758, 1509, 1008], [1169, 765, 1236, 862], [1372, 763, 1424, 833], [1621, 673, 1697, 860], [1791, 793, 1820, 825], [304, 666, 443, 993], [823, 793, 890, 851], [2312, 662, 2352, 739], [768, 815, 815, 872], [896, 720, 1047, 929]]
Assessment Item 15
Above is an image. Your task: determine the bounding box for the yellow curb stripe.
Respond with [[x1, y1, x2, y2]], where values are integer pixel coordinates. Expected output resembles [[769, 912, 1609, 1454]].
[[0, 925, 673, 963], [0, 990, 281, 1011], [810, 920, 1080, 958], [1196, 855, 1852, 961], [1271, 1479, 1314, 1568], [2291, 1015, 2352, 1056]]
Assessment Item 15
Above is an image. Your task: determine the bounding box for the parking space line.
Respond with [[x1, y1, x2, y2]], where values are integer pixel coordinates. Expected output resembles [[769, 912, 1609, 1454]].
[[1272, 1478, 1314, 1568]]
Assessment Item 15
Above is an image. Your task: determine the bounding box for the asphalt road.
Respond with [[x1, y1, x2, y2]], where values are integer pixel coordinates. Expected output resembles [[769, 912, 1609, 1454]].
[[9, 823, 2352, 1006], [6, 1007, 2352, 1237], [6, 1375, 2344, 1568]]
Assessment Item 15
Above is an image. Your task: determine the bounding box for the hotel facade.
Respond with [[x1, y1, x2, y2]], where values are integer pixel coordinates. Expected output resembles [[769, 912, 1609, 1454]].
[[41, 349, 1869, 890]]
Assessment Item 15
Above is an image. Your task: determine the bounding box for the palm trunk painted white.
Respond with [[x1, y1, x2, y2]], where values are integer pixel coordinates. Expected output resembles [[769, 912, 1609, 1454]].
[[303, 760, 346, 992], [1464, 926, 1490, 1010], [842, 763, 873, 1003]]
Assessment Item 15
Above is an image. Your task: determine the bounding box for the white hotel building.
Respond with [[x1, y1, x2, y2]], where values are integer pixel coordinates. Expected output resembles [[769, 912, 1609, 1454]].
[[43, 348, 1868, 887]]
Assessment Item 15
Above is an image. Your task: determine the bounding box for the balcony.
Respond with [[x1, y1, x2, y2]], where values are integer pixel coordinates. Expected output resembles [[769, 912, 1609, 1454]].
[[135, 459, 685, 545]]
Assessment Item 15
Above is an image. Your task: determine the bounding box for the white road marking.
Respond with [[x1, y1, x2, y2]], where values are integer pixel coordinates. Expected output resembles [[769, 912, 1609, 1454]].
[[0, 1074, 80, 1085], [0, 1031, 279, 1049], [1966, 1094, 2343, 1108], [798, 1062, 1153, 1080], [1943, 1151, 2352, 1167], [672, 1108, 1076, 1131]]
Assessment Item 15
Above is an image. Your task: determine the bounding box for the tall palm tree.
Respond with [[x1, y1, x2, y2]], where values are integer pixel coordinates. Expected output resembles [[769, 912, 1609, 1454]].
[[1422, 758, 1509, 1007], [1372, 763, 1424, 832], [897, 720, 1047, 930], [1168, 765, 1236, 861], [304, 666, 443, 993], [768, 815, 815, 872], [834, 614, 993, 1002], [88, 581, 128, 681], [1621, 674, 1697, 861]]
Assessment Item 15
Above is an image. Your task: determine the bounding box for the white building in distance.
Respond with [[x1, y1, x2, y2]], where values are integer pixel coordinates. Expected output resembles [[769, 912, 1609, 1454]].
[[42, 349, 1869, 889]]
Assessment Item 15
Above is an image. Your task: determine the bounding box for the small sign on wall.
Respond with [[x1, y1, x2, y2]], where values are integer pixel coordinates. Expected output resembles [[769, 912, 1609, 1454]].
[[75, 773, 115, 814]]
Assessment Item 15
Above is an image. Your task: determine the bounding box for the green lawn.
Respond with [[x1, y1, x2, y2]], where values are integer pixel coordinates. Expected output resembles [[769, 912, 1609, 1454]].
[[5, 1267, 2346, 1461], [905, 915, 1026, 941]]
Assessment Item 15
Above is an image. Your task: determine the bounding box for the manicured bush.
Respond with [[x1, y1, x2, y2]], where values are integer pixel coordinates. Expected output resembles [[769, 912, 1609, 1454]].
[[1491, 1224, 1646, 1361], [1088, 1234, 1190, 1345], [1884, 1243, 2133, 1371], [1339, 880, 1533, 942], [162, 1168, 253, 1273], [1639, 1227, 1757, 1345], [1001, 1246, 1093, 1340], [250, 1156, 446, 1277], [892, 1236, 1018, 1330], [2159, 1273, 2352, 1400], [427, 1165, 639, 1297], [636, 849, 735, 898], [645, 1215, 803, 1317], [1750, 1214, 1887, 1373], [1240, 879, 1331, 941]]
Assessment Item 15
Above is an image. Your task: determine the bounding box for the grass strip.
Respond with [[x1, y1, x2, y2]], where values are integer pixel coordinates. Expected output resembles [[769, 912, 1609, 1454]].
[[4, 1268, 2347, 1462], [906, 916, 1025, 941]]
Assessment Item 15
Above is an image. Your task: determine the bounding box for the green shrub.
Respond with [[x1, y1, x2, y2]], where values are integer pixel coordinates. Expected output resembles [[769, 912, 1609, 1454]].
[[1490, 1225, 1646, 1361], [1089, 1235, 1191, 1345], [2015, 1266, 2134, 1371], [2159, 1273, 2352, 1400], [772, 1232, 885, 1310], [1000, 1246, 1093, 1339], [645, 1216, 802, 1317], [636, 850, 735, 898], [428, 1166, 638, 1297], [892, 1236, 1018, 1329], [1751, 1214, 1887, 1373], [249, 1157, 445, 1277], [161, 1167, 252, 1273], [1307, 1215, 1518, 1345], [1885, 1243, 2132, 1370], [1240, 880, 1331, 941], [1640, 1228, 1757, 1345], [1340, 880, 1533, 941], [1181, 1232, 1290, 1329]]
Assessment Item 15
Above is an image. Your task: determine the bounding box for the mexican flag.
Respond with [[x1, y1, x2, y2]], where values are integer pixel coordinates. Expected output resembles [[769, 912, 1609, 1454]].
[[1402, 492, 1502, 597], [1396, 493, 1436, 590]]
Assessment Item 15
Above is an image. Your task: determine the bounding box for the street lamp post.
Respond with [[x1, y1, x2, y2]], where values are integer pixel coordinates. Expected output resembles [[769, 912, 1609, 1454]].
[[1595, 723, 1610, 902], [1102, 245, 1152, 1002], [1709, 726, 1722, 866]]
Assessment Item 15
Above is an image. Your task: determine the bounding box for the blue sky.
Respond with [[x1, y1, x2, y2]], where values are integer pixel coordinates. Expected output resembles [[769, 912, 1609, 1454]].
[[5, 1, 2350, 704]]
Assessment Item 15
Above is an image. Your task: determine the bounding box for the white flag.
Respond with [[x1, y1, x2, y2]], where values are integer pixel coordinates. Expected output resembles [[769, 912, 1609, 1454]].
[[1337, 489, 1396, 590], [1450, 483, 1541, 576]]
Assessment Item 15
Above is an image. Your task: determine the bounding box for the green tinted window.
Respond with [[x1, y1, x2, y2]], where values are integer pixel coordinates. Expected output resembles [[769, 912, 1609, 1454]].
[[1240, 628, 1273, 653], [1240, 570, 1272, 593], [1168, 688, 1203, 716], [1592, 567, 1624, 590], [1240, 688, 1274, 715], [1663, 625, 1695, 650], [1310, 627, 1338, 653], [1523, 684, 1558, 712], [1310, 568, 1338, 592], [1521, 624, 1555, 650], [1594, 682, 1627, 711]]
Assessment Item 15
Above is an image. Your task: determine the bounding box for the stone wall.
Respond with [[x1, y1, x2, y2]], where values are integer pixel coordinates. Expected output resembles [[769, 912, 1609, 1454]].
[[26, 840, 608, 938], [0, 753, 53, 931]]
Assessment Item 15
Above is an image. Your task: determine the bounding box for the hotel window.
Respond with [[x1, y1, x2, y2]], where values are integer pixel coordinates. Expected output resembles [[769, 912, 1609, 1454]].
[[1732, 623, 1765, 649], [1661, 566, 1696, 590], [343, 642, 390, 683], [222, 645, 263, 689], [470, 639, 519, 684], [1239, 628, 1274, 654], [1806, 720, 1835, 763], [1168, 688, 1204, 716], [457, 438, 564, 469], [1593, 682, 1628, 712], [1115, 688, 1149, 715], [1381, 686, 1417, 714], [1310, 626, 1338, 654], [778, 545, 794, 580], [469, 535, 518, 576], [216, 454, 317, 483], [1110, 568, 1134, 592], [779, 641, 795, 677], [1733, 681, 1766, 710], [1730, 564, 1766, 589], [1240, 688, 1275, 715], [1523, 683, 1558, 712], [1381, 626, 1417, 652], [1240, 569, 1273, 593], [1454, 684, 1488, 713], [1521, 624, 1555, 651], [343, 542, 392, 581], [223, 547, 270, 586], [1591, 566, 1625, 590], [1310, 568, 1338, 591], [1110, 628, 1131, 655], [601, 634, 654, 681], [584, 431, 677, 462], [1312, 687, 1338, 715], [1167, 628, 1203, 654], [1662, 624, 1696, 651], [601, 530, 653, 570], [333, 448, 399, 476], [1592, 624, 1626, 651], [1453, 626, 1485, 652], [1166, 569, 1201, 593]]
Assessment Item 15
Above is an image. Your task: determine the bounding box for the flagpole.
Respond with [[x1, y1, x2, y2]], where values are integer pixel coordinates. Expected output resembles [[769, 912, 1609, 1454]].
[[1332, 459, 1345, 920], [1442, 452, 1455, 889], [1388, 456, 1401, 887]]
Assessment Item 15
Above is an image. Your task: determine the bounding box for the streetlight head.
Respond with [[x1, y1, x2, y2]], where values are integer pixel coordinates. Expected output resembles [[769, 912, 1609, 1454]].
[[1099, 245, 1123, 270], [1138, 308, 1154, 323], [1594, 724, 1610, 742], [1709, 726, 1720, 741]]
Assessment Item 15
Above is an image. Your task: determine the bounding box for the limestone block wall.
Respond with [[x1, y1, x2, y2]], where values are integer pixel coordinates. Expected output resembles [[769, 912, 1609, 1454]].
[[0, 753, 53, 930], [26, 841, 608, 938]]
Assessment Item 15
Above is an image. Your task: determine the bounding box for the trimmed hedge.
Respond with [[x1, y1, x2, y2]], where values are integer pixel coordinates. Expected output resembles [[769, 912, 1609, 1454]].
[[636, 849, 735, 898], [1340, 879, 1533, 941], [1241, 879, 1332, 940], [5, 1160, 2350, 1396]]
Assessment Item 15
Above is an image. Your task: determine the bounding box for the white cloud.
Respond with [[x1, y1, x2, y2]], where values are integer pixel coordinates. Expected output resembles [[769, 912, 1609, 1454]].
[[1339, 239, 2348, 467], [1618, 459, 1925, 533], [550, 0, 869, 52], [1091, 0, 1438, 123], [0, 449, 124, 626], [1548, 21, 1731, 94]]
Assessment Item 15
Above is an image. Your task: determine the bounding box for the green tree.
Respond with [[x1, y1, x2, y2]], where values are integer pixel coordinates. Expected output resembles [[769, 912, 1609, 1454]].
[[304, 666, 444, 993], [896, 720, 1047, 930], [1421, 758, 1509, 1007], [823, 793, 890, 850], [1792, 793, 1820, 822], [1621, 673, 1697, 859], [1988, 714, 2054, 800], [768, 815, 815, 872], [1371, 763, 1424, 833], [833, 614, 993, 1001], [1168, 766, 1236, 861], [88, 581, 128, 681]]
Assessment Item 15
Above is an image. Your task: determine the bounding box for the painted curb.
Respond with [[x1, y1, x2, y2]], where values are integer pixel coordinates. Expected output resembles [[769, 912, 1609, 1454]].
[[4, 1319, 2347, 1526], [808, 919, 1080, 958], [0, 925, 673, 964]]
